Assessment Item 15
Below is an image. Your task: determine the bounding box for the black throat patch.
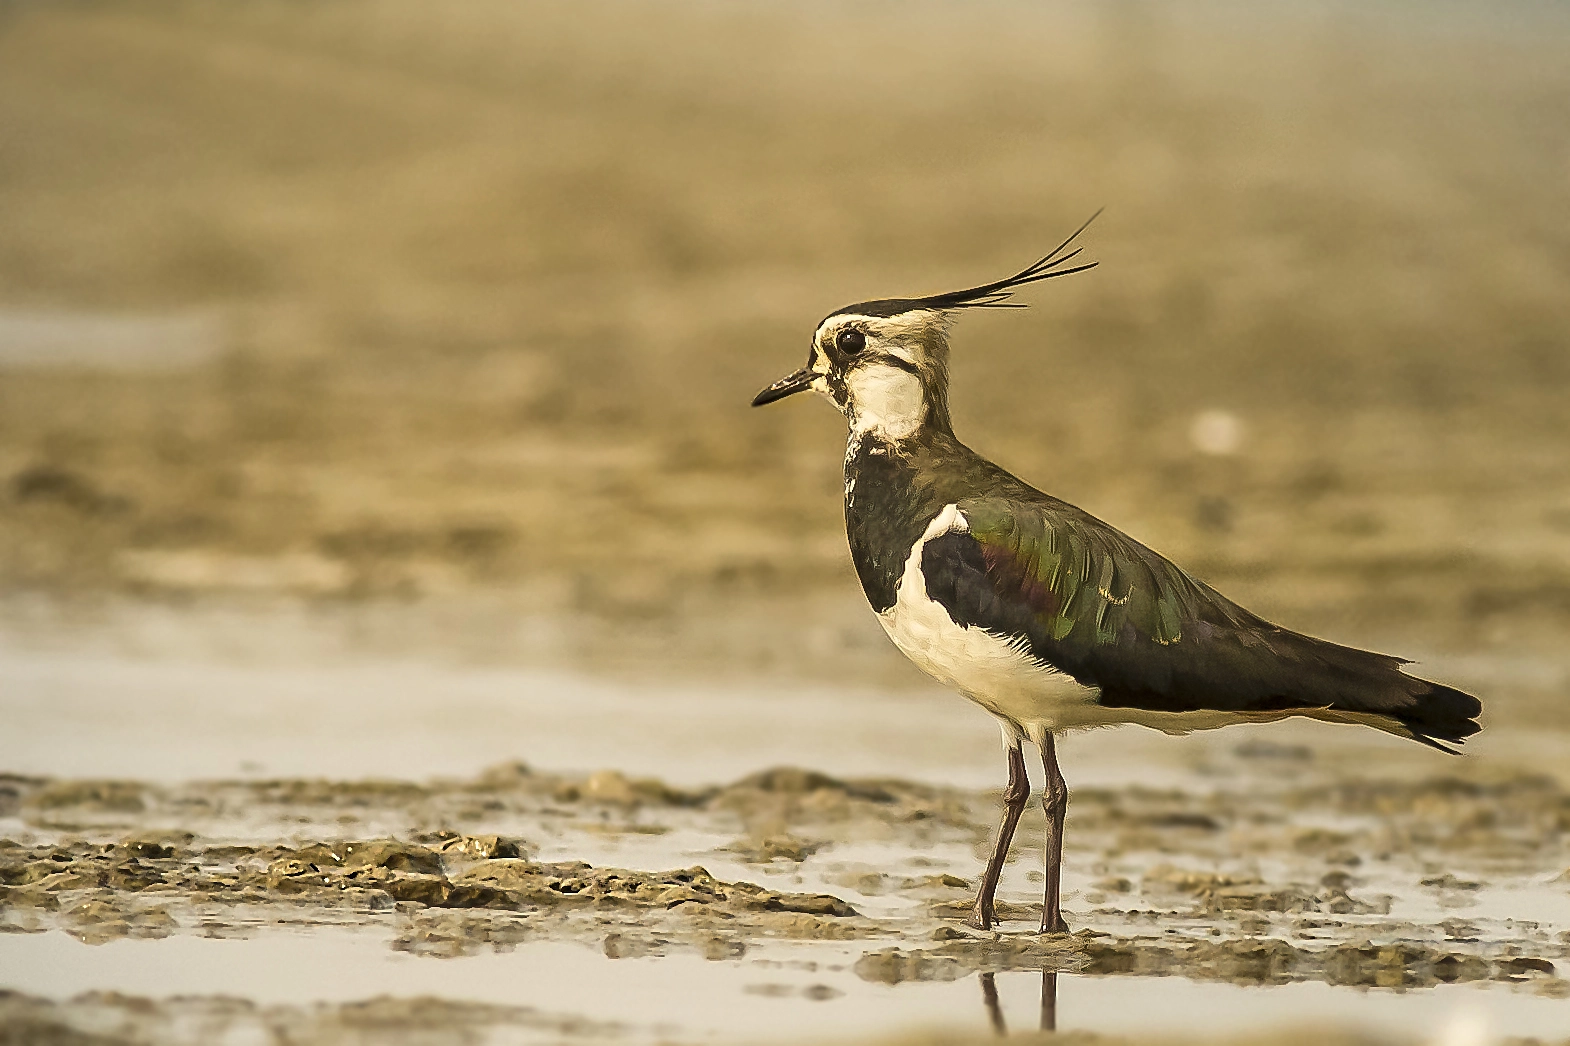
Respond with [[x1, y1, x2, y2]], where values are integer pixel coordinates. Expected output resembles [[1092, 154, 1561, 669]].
[[843, 435, 944, 613]]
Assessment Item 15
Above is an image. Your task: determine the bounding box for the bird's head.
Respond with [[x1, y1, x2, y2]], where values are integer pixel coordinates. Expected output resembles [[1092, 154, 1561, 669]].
[[752, 213, 1100, 442]]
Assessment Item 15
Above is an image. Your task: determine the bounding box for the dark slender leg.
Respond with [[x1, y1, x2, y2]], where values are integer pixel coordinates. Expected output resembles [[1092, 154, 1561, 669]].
[[1039, 733, 1071, 934], [1040, 970, 1058, 1032], [979, 972, 1006, 1035], [968, 743, 1030, 930]]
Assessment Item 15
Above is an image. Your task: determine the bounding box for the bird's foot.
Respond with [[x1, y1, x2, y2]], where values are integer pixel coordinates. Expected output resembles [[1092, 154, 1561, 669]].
[[966, 902, 994, 932], [1038, 912, 1071, 936]]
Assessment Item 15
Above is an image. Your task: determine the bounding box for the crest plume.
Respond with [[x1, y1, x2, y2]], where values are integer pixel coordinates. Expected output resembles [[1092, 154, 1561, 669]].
[[829, 210, 1102, 320]]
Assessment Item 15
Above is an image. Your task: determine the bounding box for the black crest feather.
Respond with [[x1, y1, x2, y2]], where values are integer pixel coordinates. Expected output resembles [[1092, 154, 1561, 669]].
[[827, 210, 1102, 321]]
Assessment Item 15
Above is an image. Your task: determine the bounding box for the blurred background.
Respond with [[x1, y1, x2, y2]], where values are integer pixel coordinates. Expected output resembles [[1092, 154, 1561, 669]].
[[1, 0, 1567, 729]]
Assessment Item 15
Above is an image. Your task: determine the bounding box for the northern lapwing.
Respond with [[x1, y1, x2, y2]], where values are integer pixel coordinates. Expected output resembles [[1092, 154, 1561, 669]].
[[750, 217, 1483, 934]]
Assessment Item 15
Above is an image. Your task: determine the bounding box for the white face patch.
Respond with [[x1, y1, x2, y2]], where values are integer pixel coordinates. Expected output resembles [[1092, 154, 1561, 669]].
[[805, 308, 952, 441], [845, 363, 925, 440]]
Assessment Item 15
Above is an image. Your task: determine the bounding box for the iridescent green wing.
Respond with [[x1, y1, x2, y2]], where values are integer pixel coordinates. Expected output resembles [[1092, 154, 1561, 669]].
[[919, 496, 1479, 747]]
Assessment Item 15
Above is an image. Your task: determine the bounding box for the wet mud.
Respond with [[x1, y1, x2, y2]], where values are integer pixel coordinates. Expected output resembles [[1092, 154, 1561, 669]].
[[4, 753, 1569, 1043]]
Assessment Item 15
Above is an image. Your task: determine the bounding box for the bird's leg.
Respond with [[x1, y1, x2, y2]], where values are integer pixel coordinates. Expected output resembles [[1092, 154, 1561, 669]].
[[1040, 969, 1058, 1032], [1039, 732, 1071, 934], [968, 742, 1030, 930]]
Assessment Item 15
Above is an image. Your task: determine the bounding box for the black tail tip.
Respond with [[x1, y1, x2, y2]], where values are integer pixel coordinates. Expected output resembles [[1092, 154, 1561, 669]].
[[1405, 681, 1483, 753]]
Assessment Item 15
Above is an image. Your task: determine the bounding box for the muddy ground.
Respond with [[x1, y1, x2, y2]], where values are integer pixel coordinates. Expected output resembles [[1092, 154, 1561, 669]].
[[4, 750, 1570, 1043], [12, 757, 1562, 980], [2, 1, 1569, 1043]]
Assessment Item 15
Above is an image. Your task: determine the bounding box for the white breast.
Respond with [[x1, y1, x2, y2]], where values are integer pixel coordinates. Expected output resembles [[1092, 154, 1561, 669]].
[[876, 504, 1100, 741]]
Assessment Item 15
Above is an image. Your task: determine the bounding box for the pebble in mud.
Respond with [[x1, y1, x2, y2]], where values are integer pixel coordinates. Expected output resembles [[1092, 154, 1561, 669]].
[[854, 947, 967, 985], [61, 897, 178, 945], [727, 834, 823, 863]]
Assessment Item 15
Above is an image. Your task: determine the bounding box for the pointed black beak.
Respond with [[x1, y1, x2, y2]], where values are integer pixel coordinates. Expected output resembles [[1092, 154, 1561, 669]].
[[751, 368, 815, 407]]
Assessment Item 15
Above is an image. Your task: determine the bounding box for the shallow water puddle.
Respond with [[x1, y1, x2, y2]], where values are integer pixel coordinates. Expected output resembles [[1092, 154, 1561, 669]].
[[2, 928, 1566, 1044]]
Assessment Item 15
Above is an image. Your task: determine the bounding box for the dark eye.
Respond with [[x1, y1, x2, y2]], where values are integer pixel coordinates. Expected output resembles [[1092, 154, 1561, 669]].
[[835, 328, 866, 354]]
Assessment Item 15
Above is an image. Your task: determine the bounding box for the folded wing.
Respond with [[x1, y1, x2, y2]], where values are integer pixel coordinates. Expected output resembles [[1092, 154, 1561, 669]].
[[920, 497, 1481, 750]]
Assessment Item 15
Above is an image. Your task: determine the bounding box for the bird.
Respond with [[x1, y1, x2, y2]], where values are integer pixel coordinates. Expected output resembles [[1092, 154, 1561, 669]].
[[749, 215, 1483, 935]]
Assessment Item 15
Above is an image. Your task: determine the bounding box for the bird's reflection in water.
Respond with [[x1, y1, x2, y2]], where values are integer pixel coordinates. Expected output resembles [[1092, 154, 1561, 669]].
[[979, 973, 1006, 1034], [978, 970, 1058, 1035]]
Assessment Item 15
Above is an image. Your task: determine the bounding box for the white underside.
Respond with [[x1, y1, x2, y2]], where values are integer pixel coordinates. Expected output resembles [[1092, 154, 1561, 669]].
[[877, 505, 1334, 743]]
